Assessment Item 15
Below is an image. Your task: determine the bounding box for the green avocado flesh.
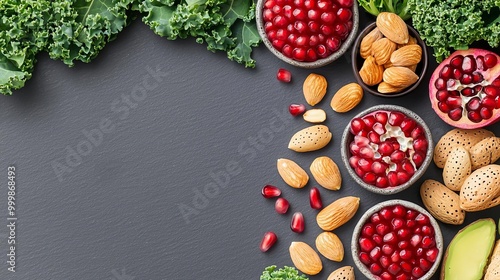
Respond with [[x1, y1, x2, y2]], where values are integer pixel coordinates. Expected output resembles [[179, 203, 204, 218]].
[[443, 219, 496, 280]]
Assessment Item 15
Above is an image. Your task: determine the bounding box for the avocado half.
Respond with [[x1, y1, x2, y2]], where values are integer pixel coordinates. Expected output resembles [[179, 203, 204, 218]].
[[441, 218, 496, 280]]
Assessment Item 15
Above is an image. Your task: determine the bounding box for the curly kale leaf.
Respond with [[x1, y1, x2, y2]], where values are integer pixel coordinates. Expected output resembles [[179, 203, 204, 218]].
[[260, 266, 309, 280], [357, 0, 411, 20], [47, 0, 136, 66], [0, 0, 53, 95], [409, 0, 500, 61], [139, 0, 260, 67]]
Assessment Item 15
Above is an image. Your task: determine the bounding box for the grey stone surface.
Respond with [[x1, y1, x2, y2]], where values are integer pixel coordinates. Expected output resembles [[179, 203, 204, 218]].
[[0, 16, 498, 280]]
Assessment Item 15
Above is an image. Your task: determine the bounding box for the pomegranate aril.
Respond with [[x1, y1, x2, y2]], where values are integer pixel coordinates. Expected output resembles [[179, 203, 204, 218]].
[[304, 0, 314, 9], [480, 107, 493, 119], [434, 78, 446, 90], [373, 122, 385, 135], [260, 231, 277, 252], [326, 37, 340, 52], [320, 24, 333, 34], [421, 236, 435, 248], [462, 55, 476, 73], [419, 258, 432, 271], [290, 212, 305, 233], [363, 223, 375, 236], [355, 167, 364, 177], [370, 247, 382, 260], [438, 101, 450, 113], [349, 156, 360, 168], [493, 78, 500, 87], [376, 176, 389, 188], [468, 110, 482, 123], [461, 87, 475, 97], [363, 172, 377, 184], [383, 232, 397, 244], [272, 5, 282, 14], [484, 85, 499, 97], [388, 263, 401, 275], [390, 150, 405, 162], [460, 73, 473, 84], [392, 218, 404, 230], [370, 263, 383, 275], [376, 223, 389, 235], [397, 229, 411, 239], [264, 0, 276, 8], [412, 267, 424, 278], [380, 272, 392, 280], [363, 115, 376, 127], [309, 187, 323, 209], [338, 0, 354, 7], [482, 96, 496, 109], [277, 68, 292, 83], [275, 197, 290, 214], [382, 244, 394, 255], [440, 65, 452, 78], [289, 103, 306, 116], [380, 256, 391, 268], [371, 213, 381, 223], [450, 55, 463, 68], [359, 237, 375, 252], [360, 146, 375, 159], [351, 117, 365, 133], [476, 55, 486, 70], [400, 118, 416, 135], [387, 171, 399, 187], [282, 44, 293, 57], [372, 161, 388, 175], [436, 90, 449, 101], [292, 8, 306, 19], [413, 138, 428, 152], [262, 185, 281, 198], [399, 249, 412, 260], [412, 152, 425, 168], [452, 68, 462, 80], [401, 261, 412, 273], [292, 47, 306, 61], [368, 131, 381, 144], [448, 107, 463, 121], [306, 48, 317, 61], [359, 158, 372, 172], [410, 234, 422, 247], [373, 234, 383, 245], [415, 213, 429, 224], [359, 252, 371, 265], [484, 53, 498, 68], [446, 96, 462, 108], [375, 111, 389, 124], [416, 247, 424, 257], [472, 72, 484, 83], [426, 247, 439, 262], [389, 112, 405, 126], [337, 8, 352, 21], [397, 171, 411, 185], [466, 97, 481, 111], [283, 5, 293, 18], [321, 12, 335, 23]]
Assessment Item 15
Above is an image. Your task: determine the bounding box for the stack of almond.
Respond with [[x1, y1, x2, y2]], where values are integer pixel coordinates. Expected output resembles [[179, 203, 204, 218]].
[[358, 12, 422, 94], [420, 128, 500, 225]]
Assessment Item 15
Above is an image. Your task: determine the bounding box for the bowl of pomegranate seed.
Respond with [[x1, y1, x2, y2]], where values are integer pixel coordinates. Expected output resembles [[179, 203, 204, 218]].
[[351, 200, 443, 280], [341, 105, 433, 195], [256, 0, 359, 68]]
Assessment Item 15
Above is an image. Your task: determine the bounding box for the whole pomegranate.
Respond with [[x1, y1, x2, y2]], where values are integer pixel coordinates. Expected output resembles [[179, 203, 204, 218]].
[[429, 49, 500, 128]]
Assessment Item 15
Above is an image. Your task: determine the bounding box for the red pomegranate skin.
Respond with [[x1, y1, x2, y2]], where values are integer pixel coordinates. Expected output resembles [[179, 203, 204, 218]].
[[262, 0, 354, 62], [358, 205, 439, 279], [349, 110, 428, 189], [429, 48, 500, 129]]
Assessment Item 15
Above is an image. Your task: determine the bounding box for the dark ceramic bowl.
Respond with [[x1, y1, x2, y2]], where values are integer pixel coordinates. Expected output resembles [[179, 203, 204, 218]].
[[255, 0, 359, 68], [351, 200, 443, 280], [340, 105, 434, 195], [351, 22, 428, 97]]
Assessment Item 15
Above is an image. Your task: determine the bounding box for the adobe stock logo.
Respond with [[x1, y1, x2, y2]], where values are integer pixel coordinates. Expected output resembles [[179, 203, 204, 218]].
[[178, 107, 291, 224], [50, 65, 169, 182]]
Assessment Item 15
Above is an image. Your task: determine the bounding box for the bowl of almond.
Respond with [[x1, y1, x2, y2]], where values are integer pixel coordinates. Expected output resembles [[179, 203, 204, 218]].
[[351, 12, 428, 97]]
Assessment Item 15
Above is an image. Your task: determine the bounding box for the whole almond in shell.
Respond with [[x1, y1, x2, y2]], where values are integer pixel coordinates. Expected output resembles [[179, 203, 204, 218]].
[[303, 109, 326, 123], [485, 240, 500, 280], [443, 146, 471, 191], [390, 44, 422, 67], [330, 83, 363, 113], [383, 66, 418, 88], [460, 164, 500, 211], [327, 266, 355, 280], [377, 81, 404, 94], [309, 156, 342, 190], [277, 158, 309, 188], [376, 12, 409, 44], [316, 196, 360, 231], [315, 232, 344, 262], [289, 241, 323, 275], [420, 179, 465, 225], [359, 56, 384, 86], [469, 137, 500, 170], [303, 73, 327, 106], [371, 37, 397, 65], [360, 27, 383, 59], [288, 125, 332, 152], [434, 128, 495, 168]]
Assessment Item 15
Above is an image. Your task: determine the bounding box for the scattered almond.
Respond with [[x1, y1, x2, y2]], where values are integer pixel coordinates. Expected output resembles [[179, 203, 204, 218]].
[[433, 128, 495, 168], [360, 27, 383, 59], [377, 81, 404, 94], [288, 125, 332, 152], [303, 73, 327, 106], [316, 196, 360, 231], [289, 241, 323, 275], [359, 56, 384, 86], [277, 158, 309, 189], [383, 66, 419, 88], [330, 83, 363, 113], [315, 232, 344, 262], [303, 109, 326, 123], [469, 137, 500, 170], [420, 179, 465, 225], [376, 12, 409, 44], [443, 146, 471, 191], [460, 164, 500, 211], [371, 37, 396, 65], [390, 44, 422, 67], [309, 156, 342, 190], [327, 266, 355, 280]]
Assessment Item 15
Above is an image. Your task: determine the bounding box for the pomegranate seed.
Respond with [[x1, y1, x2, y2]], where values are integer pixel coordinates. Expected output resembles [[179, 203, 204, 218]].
[[392, 218, 404, 230], [400, 118, 416, 135], [406, 220, 416, 229], [462, 55, 476, 73], [410, 234, 422, 247], [372, 161, 388, 175], [373, 122, 385, 135], [275, 197, 290, 214], [476, 55, 486, 70], [377, 142, 392, 156], [413, 138, 428, 152], [448, 107, 463, 121], [292, 8, 306, 20], [262, 185, 281, 198], [290, 212, 305, 233], [397, 229, 411, 239], [337, 0, 354, 7], [446, 96, 462, 108], [371, 213, 381, 223], [440, 65, 452, 78], [358, 158, 373, 172], [461, 73, 473, 84], [461, 87, 475, 97], [373, 234, 383, 245], [380, 272, 392, 280], [416, 247, 424, 257], [400, 261, 412, 272], [359, 237, 375, 252], [472, 72, 484, 83], [438, 101, 450, 113], [282, 5, 293, 18], [452, 68, 462, 79], [295, 35, 308, 46], [482, 96, 496, 109], [368, 131, 381, 144], [363, 115, 376, 127], [484, 53, 498, 68], [480, 107, 493, 119], [304, 0, 314, 9], [363, 172, 377, 184], [421, 225, 433, 235], [484, 85, 499, 97], [351, 118, 365, 133], [292, 47, 306, 61], [434, 78, 446, 90], [361, 224, 375, 237], [359, 252, 371, 265], [390, 150, 405, 162], [412, 152, 425, 168], [260, 231, 277, 252], [376, 176, 389, 188], [370, 263, 383, 275], [412, 267, 424, 278], [468, 110, 482, 122], [321, 12, 335, 24], [282, 44, 293, 57], [337, 8, 352, 22], [380, 256, 391, 268], [326, 37, 340, 52], [309, 187, 323, 209], [306, 48, 317, 61], [288, 103, 306, 116], [355, 135, 370, 146], [436, 90, 449, 101], [466, 97, 481, 111], [426, 247, 439, 262], [349, 156, 360, 168], [264, 0, 275, 8], [397, 171, 410, 185], [383, 232, 397, 244], [376, 223, 389, 235], [450, 55, 463, 68], [388, 112, 405, 126], [355, 167, 364, 177], [350, 143, 361, 155], [421, 236, 435, 248], [374, 111, 388, 124], [399, 249, 412, 260], [493, 78, 500, 87], [388, 263, 401, 275], [382, 244, 394, 255], [370, 247, 382, 260], [380, 208, 393, 220], [360, 146, 375, 158], [277, 68, 292, 82], [419, 258, 432, 271], [387, 171, 399, 187]]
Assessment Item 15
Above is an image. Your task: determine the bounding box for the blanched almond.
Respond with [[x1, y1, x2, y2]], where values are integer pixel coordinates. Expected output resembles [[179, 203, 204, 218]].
[[309, 156, 342, 190], [288, 125, 332, 152], [277, 158, 309, 189], [303, 109, 326, 123], [289, 241, 322, 275]]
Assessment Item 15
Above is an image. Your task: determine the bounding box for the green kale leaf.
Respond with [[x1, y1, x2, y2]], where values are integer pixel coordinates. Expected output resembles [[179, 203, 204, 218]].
[[260, 265, 309, 280]]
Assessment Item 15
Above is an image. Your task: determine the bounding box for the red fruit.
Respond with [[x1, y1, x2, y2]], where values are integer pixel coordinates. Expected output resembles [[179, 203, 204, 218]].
[[370, 263, 383, 275], [260, 231, 277, 252], [359, 237, 375, 252], [429, 48, 500, 128], [309, 187, 323, 209], [275, 197, 290, 214], [289, 103, 306, 116], [261, 185, 281, 198], [290, 212, 305, 233]]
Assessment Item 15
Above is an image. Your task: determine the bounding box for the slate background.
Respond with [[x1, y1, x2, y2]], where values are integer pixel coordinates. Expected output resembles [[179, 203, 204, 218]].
[[0, 11, 498, 280]]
